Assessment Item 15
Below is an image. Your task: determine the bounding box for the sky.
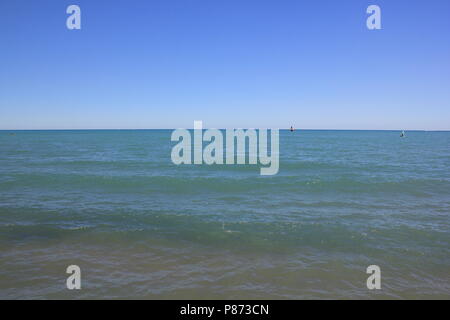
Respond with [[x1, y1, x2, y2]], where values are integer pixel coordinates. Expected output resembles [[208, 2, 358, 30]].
[[0, 0, 449, 130]]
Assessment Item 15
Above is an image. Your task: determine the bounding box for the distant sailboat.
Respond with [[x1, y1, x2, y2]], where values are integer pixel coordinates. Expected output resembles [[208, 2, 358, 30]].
[[400, 130, 406, 137]]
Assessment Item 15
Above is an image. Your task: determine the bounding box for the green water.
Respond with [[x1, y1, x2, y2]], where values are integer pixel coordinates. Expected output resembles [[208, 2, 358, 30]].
[[0, 130, 449, 299]]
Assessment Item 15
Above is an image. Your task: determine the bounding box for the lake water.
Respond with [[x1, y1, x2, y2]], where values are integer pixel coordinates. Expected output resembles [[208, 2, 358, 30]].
[[0, 130, 449, 299]]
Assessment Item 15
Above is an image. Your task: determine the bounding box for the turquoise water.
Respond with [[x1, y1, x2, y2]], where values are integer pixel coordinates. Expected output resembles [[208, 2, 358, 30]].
[[0, 130, 449, 299]]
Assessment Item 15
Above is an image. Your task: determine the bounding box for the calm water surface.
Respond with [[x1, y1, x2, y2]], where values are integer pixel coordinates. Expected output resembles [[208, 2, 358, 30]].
[[0, 130, 449, 299]]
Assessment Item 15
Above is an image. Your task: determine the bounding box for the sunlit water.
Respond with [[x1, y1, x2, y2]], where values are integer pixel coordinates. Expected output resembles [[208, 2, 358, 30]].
[[0, 130, 449, 299]]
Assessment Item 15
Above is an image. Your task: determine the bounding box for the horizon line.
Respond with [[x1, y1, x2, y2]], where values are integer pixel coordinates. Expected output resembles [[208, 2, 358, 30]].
[[1, 128, 449, 132]]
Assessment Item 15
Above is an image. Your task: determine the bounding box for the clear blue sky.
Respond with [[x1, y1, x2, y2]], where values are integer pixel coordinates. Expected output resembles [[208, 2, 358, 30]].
[[1, 0, 449, 130]]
